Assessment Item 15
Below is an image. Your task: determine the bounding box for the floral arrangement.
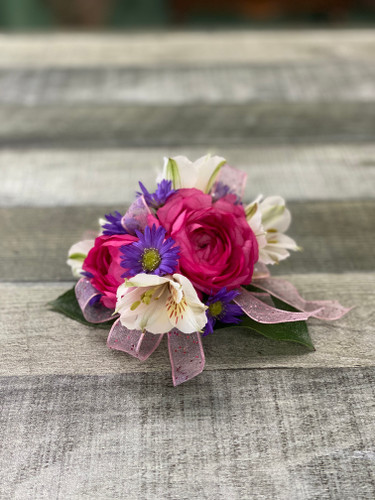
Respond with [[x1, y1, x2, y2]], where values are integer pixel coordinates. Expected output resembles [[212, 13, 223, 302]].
[[51, 155, 350, 386]]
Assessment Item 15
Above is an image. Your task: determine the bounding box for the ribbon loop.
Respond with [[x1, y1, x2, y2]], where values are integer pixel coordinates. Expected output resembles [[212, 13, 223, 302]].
[[211, 164, 247, 201], [121, 195, 151, 235], [253, 262, 271, 280], [75, 278, 115, 323], [107, 319, 164, 361], [167, 329, 205, 386]]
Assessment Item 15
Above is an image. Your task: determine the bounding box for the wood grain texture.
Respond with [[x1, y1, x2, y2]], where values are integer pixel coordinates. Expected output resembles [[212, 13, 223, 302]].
[[0, 31, 374, 68], [0, 273, 372, 377], [1, 103, 374, 149], [1, 30, 374, 499], [1, 63, 375, 105], [1, 145, 375, 207], [1, 368, 375, 499], [1, 201, 373, 282]]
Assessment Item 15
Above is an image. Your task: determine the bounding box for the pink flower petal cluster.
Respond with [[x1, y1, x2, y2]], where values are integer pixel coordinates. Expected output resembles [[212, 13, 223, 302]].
[[82, 234, 137, 309], [157, 188, 258, 294]]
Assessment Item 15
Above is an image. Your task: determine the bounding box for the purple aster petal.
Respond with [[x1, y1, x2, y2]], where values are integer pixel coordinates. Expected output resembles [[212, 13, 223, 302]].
[[89, 294, 102, 306], [120, 224, 180, 278], [102, 211, 128, 236], [81, 270, 94, 279], [202, 316, 215, 336], [136, 179, 175, 210], [203, 287, 244, 335], [211, 182, 241, 205]]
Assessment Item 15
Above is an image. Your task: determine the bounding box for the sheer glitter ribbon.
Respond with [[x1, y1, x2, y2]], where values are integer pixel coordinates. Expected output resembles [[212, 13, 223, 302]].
[[234, 286, 323, 324], [121, 195, 151, 234], [107, 320, 205, 386], [211, 164, 248, 200], [75, 278, 115, 323], [252, 277, 352, 321], [167, 329, 205, 386], [107, 319, 163, 361]]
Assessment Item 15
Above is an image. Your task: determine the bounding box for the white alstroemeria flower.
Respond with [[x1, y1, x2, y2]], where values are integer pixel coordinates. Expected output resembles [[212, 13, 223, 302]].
[[67, 239, 94, 278], [246, 196, 300, 265], [116, 273, 208, 334], [159, 154, 226, 193]]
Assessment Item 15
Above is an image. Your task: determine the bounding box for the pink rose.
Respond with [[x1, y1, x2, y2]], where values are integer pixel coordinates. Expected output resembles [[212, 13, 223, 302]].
[[157, 188, 258, 294], [82, 234, 137, 309]]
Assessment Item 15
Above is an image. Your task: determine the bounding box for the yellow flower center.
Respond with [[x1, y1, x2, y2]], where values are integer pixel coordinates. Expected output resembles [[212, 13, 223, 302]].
[[209, 301, 223, 318], [142, 248, 161, 272]]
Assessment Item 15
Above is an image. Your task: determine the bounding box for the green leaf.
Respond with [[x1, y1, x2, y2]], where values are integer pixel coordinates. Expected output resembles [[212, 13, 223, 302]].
[[238, 315, 314, 350], [216, 285, 315, 350], [48, 287, 116, 330]]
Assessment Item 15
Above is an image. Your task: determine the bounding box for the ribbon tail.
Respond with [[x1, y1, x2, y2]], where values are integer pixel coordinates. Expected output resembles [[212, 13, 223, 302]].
[[252, 277, 352, 321], [107, 318, 163, 361], [75, 278, 116, 323], [167, 329, 205, 387], [234, 287, 323, 324]]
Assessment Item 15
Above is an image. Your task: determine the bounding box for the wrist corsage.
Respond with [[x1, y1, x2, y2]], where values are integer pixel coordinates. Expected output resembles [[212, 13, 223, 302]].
[[52, 155, 350, 386]]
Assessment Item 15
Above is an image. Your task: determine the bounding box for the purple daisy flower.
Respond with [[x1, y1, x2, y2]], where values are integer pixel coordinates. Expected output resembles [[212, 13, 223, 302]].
[[102, 211, 127, 236], [120, 224, 180, 278], [137, 179, 175, 210], [203, 287, 243, 336]]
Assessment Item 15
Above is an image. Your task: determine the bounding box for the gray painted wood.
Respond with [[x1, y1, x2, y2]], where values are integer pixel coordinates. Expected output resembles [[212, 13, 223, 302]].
[[1, 368, 375, 499], [1, 63, 375, 105], [0, 201, 373, 282], [1, 103, 374, 148], [1, 145, 375, 207], [0, 273, 371, 376], [1, 31, 374, 499], [0, 31, 374, 68]]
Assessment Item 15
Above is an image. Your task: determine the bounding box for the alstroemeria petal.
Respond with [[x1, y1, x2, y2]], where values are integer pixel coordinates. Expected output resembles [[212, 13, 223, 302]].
[[67, 239, 95, 278], [161, 154, 226, 192], [126, 273, 171, 288], [260, 196, 291, 233], [116, 273, 207, 335]]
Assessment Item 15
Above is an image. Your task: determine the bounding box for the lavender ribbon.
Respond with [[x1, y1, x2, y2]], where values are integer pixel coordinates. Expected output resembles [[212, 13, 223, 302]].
[[107, 319, 163, 361], [75, 278, 116, 323], [107, 320, 205, 386], [252, 277, 352, 321], [121, 195, 151, 235], [167, 329, 205, 386], [234, 286, 323, 324], [211, 164, 247, 200]]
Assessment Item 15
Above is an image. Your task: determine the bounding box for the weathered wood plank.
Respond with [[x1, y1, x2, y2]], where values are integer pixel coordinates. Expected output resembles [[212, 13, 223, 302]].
[[0, 103, 374, 148], [1, 63, 374, 105], [0, 201, 373, 281], [0, 273, 372, 376], [1, 145, 374, 207], [0, 31, 374, 68], [1, 368, 375, 500]]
